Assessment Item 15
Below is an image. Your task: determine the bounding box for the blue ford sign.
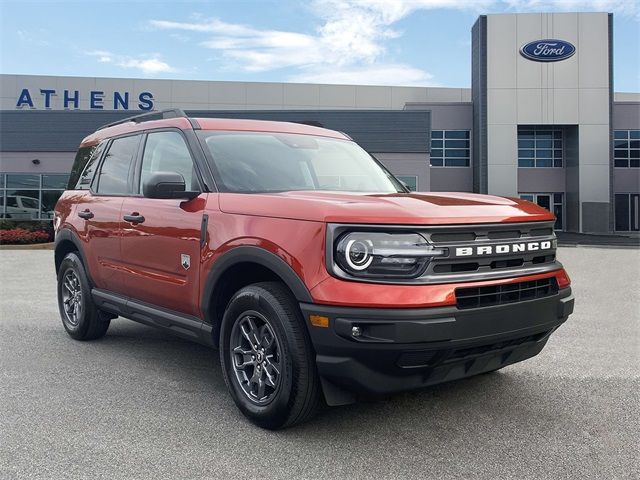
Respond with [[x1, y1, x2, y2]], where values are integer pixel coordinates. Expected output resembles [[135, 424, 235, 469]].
[[520, 39, 576, 62]]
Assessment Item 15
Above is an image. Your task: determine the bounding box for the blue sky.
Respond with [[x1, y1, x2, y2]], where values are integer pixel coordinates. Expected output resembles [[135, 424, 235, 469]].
[[1, 0, 639, 91]]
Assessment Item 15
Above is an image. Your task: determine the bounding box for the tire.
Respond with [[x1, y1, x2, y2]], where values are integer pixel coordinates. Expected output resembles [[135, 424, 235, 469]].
[[57, 252, 110, 341], [219, 282, 321, 429]]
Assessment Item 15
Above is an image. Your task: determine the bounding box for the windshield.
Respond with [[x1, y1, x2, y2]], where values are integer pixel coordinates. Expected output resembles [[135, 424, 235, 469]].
[[199, 131, 405, 193]]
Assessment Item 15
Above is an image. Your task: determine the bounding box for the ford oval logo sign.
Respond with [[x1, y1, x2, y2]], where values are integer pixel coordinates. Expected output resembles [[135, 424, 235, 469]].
[[520, 39, 576, 62]]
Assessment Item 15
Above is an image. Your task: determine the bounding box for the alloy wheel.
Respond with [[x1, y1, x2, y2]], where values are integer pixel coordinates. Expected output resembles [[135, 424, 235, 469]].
[[61, 269, 83, 327], [229, 313, 282, 405]]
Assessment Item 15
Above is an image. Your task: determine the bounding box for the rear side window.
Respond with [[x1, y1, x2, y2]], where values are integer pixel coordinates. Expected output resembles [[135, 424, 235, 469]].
[[96, 135, 140, 195]]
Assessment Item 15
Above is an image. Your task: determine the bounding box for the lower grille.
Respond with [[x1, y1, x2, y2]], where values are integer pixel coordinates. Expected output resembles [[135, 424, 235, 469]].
[[448, 331, 550, 361], [455, 277, 559, 309]]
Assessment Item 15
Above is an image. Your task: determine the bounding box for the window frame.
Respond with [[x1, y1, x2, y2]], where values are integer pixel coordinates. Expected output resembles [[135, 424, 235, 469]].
[[133, 127, 204, 197], [517, 127, 564, 168], [430, 130, 471, 168], [91, 132, 143, 197], [613, 130, 640, 169], [0, 173, 70, 220], [615, 192, 640, 231]]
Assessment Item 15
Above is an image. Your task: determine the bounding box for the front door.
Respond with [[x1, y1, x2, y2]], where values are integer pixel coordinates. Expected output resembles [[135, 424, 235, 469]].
[[120, 130, 206, 317]]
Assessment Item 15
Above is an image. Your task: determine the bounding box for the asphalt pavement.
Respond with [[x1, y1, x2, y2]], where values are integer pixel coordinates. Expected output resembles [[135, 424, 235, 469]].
[[0, 248, 638, 480]]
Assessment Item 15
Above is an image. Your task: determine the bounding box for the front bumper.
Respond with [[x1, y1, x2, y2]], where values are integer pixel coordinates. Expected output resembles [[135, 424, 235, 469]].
[[300, 288, 574, 405]]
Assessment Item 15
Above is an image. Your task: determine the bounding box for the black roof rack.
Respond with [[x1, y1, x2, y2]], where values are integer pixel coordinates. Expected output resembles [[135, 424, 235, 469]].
[[96, 108, 189, 131]]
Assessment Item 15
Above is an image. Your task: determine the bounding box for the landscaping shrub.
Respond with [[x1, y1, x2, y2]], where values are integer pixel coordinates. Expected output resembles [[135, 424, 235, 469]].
[[0, 220, 54, 243], [0, 228, 51, 245]]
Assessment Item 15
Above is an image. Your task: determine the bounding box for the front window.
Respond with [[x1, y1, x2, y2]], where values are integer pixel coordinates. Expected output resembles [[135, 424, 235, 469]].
[[200, 131, 405, 193], [614, 130, 640, 168], [518, 127, 563, 168], [430, 130, 470, 167]]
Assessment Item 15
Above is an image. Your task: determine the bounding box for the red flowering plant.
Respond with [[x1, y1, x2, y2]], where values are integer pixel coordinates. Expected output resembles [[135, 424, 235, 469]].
[[0, 228, 51, 245]]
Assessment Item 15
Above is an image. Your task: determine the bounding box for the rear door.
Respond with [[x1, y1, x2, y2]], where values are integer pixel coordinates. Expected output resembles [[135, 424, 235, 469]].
[[75, 134, 141, 294], [120, 129, 207, 316]]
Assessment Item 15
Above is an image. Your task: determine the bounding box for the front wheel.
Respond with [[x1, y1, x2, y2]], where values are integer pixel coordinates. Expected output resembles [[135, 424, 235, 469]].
[[219, 282, 321, 429], [57, 252, 110, 340]]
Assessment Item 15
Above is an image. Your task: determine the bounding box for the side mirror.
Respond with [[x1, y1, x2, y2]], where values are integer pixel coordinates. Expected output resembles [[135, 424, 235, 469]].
[[142, 172, 199, 200]]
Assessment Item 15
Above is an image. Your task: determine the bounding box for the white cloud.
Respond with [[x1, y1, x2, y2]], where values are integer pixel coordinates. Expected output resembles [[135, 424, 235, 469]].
[[148, 0, 639, 85], [291, 64, 437, 86], [16, 29, 50, 47], [501, 0, 639, 17], [85, 50, 175, 74]]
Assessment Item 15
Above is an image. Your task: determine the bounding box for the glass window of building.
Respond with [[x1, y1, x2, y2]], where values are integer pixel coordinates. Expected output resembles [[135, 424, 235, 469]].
[[0, 173, 70, 220], [430, 130, 470, 167], [615, 193, 640, 231], [519, 192, 564, 230], [518, 127, 563, 168], [396, 175, 418, 191], [614, 130, 640, 168]]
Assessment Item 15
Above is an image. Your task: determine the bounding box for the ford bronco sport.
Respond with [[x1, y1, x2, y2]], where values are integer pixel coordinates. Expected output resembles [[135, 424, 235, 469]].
[[54, 109, 574, 429]]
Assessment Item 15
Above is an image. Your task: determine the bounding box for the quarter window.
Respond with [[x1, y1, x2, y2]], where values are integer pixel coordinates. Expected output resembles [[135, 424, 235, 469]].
[[140, 131, 198, 192], [518, 127, 563, 168], [614, 130, 640, 168], [96, 135, 140, 195], [430, 130, 470, 167]]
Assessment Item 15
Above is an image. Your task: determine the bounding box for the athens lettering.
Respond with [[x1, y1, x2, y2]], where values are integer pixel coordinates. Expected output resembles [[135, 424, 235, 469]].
[[520, 39, 575, 62], [15, 88, 154, 111], [455, 241, 553, 257]]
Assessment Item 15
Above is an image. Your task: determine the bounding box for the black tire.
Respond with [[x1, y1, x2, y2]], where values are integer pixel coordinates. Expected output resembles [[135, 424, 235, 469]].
[[219, 282, 321, 429], [57, 252, 110, 341]]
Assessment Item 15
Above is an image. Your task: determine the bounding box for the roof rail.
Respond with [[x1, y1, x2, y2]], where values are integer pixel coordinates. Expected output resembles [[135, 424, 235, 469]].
[[96, 108, 188, 131]]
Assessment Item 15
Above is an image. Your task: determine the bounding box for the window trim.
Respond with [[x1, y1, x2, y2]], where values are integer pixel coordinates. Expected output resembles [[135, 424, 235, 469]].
[[517, 127, 564, 169], [0, 172, 70, 220], [430, 130, 471, 168], [91, 132, 143, 197], [133, 127, 204, 197], [613, 130, 640, 169]]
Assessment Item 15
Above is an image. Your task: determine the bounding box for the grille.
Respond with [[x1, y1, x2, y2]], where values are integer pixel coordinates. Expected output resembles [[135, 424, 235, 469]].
[[420, 221, 559, 282], [455, 277, 559, 309]]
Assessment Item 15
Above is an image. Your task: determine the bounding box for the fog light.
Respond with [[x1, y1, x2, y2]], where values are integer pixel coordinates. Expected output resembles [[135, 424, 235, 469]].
[[351, 326, 362, 337]]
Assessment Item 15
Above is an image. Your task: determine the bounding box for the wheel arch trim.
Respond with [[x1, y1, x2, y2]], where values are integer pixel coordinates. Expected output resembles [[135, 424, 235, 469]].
[[201, 245, 313, 323], [54, 228, 95, 286]]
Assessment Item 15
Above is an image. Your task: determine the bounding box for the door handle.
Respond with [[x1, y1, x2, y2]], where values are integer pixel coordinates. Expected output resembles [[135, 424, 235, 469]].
[[123, 213, 145, 224], [78, 209, 94, 220]]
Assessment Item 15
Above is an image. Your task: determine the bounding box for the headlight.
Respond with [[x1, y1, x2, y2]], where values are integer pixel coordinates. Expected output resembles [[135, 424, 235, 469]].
[[335, 232, 444, 279]]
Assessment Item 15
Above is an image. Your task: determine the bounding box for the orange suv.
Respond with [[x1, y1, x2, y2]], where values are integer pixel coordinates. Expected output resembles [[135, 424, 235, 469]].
[[54, 109, 574, 429]]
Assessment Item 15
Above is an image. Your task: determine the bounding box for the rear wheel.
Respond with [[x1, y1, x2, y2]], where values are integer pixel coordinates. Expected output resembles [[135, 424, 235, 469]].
[[219, 282, 321, 429], [57, 252, 110, 340]]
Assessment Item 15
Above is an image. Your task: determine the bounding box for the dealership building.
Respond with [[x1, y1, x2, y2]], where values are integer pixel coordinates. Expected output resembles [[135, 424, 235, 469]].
[[0, 11, 638, 233]]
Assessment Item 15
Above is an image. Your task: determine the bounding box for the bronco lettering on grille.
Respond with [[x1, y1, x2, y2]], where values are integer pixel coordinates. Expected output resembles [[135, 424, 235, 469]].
[[455, 241, 552, 257]]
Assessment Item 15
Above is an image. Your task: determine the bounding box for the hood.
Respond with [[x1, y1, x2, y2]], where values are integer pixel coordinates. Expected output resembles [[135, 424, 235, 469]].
[[218, 191, 555, 225]]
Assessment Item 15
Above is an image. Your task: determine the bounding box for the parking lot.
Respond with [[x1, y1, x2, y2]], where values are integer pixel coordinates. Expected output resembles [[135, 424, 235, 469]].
[[0, 247, 638, 479]]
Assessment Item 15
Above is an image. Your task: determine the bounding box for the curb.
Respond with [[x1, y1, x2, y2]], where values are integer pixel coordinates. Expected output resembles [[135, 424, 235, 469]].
[[0, 242, 55, 250]]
